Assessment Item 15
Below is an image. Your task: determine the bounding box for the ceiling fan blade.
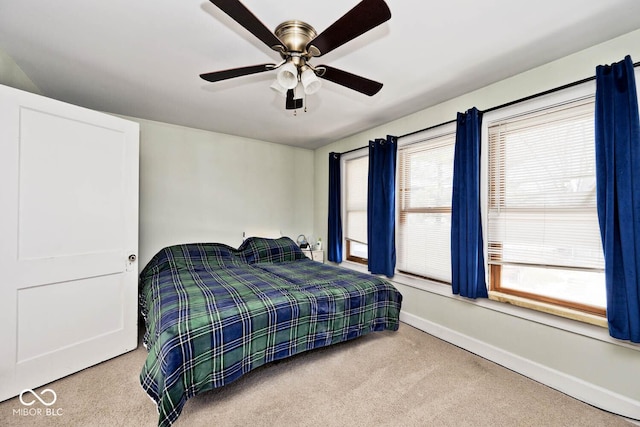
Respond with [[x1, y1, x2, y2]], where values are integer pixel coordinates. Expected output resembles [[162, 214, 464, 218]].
[[317, 65, 383, 96], [209, 0, 285, 51], [306, 0, 391, 57], [200, 63, 275, 82]]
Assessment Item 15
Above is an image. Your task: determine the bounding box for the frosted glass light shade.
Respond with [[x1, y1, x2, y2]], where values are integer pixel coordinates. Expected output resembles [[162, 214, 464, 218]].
[[270, 80, 288, 97], [277, 61, 298, 89], [301, 68, 322, 95]]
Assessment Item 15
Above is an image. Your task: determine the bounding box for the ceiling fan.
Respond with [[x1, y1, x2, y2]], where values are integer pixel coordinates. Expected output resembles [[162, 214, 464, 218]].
[[200, 0, 391, 110]]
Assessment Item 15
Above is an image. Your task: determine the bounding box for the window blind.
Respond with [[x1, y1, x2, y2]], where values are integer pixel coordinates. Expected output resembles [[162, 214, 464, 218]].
[[487, 97, 604, 271], [345, 155, 368, 244], [397, 132, 455, 281]]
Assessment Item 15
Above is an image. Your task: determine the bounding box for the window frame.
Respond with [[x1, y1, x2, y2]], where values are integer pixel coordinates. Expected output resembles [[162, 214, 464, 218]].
[[481, 79, 606, 319], [345, 240, 368, 264], [396, 123, 457, 283], [336, 69, 640, 329], [341, 149, 369, 266]]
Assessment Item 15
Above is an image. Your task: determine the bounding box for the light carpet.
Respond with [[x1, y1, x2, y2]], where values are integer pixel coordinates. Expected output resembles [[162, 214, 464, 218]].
[[0, 323, 633, 426]]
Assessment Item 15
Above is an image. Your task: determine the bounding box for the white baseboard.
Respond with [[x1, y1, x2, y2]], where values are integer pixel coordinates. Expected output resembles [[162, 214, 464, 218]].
[[400, 311, 640, 421]]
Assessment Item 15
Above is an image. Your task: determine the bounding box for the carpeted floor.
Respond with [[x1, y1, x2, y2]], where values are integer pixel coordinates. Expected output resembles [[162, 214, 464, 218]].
[[0, 323, 634, 426]]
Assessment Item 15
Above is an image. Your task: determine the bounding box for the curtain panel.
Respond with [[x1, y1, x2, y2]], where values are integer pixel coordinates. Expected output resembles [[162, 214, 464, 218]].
[[595, 55, 640, 343], [367, 135, 397, 277], [328, 152, 343, 263], [451, 107, 488, 299]]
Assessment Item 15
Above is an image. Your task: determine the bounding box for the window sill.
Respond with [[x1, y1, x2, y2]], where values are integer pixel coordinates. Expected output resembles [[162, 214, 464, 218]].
[[337, 261, 639, 352], [488, 291, 607, 328]]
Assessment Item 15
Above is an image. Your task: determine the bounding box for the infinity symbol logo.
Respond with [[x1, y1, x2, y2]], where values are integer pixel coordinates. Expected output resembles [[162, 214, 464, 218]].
[[19, 389, 57, 407]]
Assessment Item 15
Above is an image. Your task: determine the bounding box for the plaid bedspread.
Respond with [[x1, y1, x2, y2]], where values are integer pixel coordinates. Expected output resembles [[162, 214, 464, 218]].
[[139, 238, 402, 426]]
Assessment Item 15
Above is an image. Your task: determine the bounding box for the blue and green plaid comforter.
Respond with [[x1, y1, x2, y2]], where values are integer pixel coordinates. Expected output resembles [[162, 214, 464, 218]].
[[139, 237, 402, 426]]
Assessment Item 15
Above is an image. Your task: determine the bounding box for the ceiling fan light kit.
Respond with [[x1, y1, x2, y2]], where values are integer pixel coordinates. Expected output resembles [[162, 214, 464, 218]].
[[276, 60, 299, 90], [200, 0, 391, 111], [270, 80, 289, 97], [300, 67, 321, 95]]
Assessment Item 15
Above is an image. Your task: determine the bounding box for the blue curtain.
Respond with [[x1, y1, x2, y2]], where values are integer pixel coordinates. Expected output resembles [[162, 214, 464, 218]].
[[367, 135, 397, 277], [451, 107, 488, 299], [328, 152, 343, 263], [595, 55, 640, 343]]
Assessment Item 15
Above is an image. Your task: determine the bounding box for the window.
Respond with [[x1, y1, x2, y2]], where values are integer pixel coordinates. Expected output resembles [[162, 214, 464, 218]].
[[344, 155, 368, 264], [338, 81, 612, 323], [486, 96, 606, 316], [397, 129, 456, 282]]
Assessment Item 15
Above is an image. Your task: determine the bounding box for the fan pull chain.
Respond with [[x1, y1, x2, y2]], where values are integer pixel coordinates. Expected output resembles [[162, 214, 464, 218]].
[[292, 97, 309, 116]]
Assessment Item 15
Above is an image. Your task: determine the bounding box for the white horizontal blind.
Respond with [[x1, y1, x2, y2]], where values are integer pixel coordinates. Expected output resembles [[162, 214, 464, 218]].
[[345, 155, 368, 245], [397, 132, 455, 281], [487, 97, 604, 271]]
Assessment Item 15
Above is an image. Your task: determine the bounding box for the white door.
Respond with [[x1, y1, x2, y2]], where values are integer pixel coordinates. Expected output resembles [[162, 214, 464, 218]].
[[0, 84, 139, 401]]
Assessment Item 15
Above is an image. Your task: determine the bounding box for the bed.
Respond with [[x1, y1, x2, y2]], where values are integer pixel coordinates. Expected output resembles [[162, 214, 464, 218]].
[[138, 236, 403, 426]]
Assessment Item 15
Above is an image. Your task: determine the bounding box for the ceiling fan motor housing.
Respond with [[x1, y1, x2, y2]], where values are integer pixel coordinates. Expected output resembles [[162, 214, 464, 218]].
[[274, 20, 318, 66]]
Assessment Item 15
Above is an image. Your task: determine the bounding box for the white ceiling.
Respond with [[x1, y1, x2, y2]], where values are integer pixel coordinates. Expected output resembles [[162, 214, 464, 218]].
[[2, 1, 640, 149]]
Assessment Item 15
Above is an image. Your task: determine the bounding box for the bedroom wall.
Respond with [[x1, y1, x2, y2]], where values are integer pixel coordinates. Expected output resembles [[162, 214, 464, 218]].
[[0, 46, 315, 273], [132, 118, 315, 268], [0, 47, 41, 94], [313, 29, 640, 419]]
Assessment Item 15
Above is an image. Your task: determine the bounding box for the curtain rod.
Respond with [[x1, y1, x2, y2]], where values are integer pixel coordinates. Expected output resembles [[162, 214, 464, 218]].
[[337, 60, 640, 156]]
